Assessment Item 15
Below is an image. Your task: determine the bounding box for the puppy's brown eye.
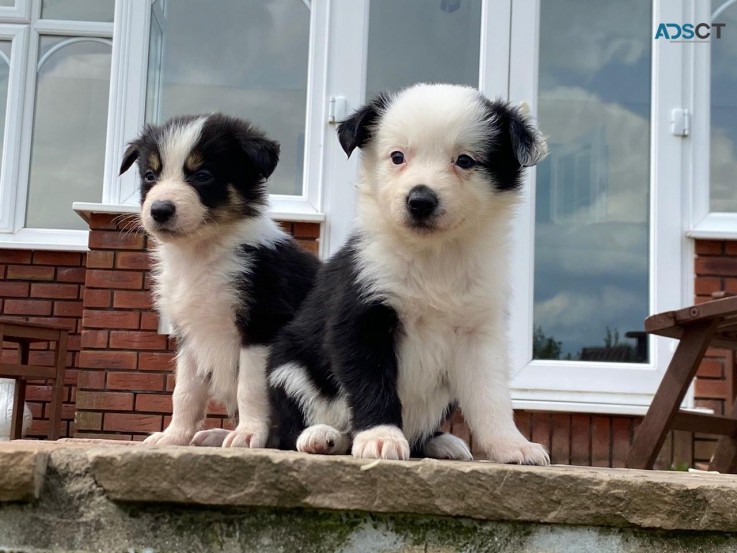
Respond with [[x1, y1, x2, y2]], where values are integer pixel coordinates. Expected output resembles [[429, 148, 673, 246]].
[[193, 170, 213, 184], [143, 171, 156, 183], [455, 154, 476, 170], [390, 151, 405, 165]]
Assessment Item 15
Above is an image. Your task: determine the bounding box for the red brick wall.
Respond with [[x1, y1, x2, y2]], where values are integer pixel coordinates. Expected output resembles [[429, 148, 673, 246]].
[[692, 239, 737, 466], [0, 250, 84, 438], [75, 213, 321, 441], [1, 232, 734, 469]]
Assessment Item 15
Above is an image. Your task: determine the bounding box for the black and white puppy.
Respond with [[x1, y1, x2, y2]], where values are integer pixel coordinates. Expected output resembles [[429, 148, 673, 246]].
[[267, 84, 549, 464], [120, 113, 320, 448]]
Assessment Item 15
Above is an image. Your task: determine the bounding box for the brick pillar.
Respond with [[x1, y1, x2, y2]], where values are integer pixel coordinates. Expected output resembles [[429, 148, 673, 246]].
[[692, 239, 737, 466], [76, 212, 320, 440]]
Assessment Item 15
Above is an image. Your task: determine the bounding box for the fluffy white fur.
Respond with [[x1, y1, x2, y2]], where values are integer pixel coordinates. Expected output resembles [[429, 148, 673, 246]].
[[269, 363, 351, 434], [351, 84, 548, 464]]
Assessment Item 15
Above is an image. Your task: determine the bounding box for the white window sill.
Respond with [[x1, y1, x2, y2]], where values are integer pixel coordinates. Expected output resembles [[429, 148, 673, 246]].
[[0, 228, 89, 251], [73, 199, 326, 224], [688, 213, 737, 240]]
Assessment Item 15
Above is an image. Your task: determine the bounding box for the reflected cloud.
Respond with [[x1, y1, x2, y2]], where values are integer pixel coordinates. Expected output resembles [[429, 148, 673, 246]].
[[711, 126, 737, 211]]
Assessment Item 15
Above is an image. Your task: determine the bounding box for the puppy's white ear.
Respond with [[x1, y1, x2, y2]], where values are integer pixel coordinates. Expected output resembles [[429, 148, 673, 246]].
[[507, 107, 548, 167], [337, 93, 391, 158], [119, 142, 140, 175]]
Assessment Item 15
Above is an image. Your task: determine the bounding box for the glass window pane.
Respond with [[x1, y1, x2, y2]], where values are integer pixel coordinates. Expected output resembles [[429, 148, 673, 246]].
[[0, 41, 11, 181], [25, 37, 111, 230], [533, 0, 651, 363], [365, 0, 481, 99], [711, 0, 737, 212], [40, 0, 114, 22], [0, 1, 15, 7], [145, 0, 310, 196]]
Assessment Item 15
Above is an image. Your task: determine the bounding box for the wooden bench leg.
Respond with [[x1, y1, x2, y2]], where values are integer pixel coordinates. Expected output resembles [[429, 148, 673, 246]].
[[47, 331, 67, 441], [626, 320, 718, 470], [710, 398, 737, 473], [11, 342, 29, 440]]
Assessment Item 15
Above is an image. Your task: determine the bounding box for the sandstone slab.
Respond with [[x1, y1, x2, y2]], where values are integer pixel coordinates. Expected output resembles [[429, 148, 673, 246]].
[[0, 442, 48, 501], [88, 446, 737, 532]]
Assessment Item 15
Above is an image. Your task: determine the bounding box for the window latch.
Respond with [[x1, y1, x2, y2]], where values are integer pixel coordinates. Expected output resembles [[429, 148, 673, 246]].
[[670, 108, 690, 137], [328, 96, 348, 124]]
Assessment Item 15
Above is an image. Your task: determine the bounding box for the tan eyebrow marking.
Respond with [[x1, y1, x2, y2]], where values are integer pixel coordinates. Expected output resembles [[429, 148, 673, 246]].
[[185, 151, 204, 172], [148, 151, 161, 172]]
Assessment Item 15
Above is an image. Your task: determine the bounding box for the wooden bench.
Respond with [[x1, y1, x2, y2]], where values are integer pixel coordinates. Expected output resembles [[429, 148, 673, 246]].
[[626, 295, 737, 473], [0, 319, 68, 440]]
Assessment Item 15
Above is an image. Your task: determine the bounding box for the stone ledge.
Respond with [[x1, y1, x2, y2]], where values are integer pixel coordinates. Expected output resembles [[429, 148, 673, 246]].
[[2, 440, 736, 533], [87, 445, 737, 532], [0, 444, 47, 502]]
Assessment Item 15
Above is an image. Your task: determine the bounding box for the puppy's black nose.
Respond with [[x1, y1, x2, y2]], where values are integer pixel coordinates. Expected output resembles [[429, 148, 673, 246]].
[[150, 200, 176, 223], [406, 185, 438, 219]]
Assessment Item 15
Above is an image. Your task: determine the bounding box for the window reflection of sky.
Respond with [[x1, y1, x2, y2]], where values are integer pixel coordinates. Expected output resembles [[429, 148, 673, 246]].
[[147, 0, 310, 196], [711, 0, 737, 212], [533, 0, 651, 362], [365, 0, 481, 98], [26, 39, 110, 230]]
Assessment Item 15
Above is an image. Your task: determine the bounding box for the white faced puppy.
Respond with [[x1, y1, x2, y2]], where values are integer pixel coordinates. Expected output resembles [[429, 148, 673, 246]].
[[120, 114, 320, 448], [267, 84, 549, 464]]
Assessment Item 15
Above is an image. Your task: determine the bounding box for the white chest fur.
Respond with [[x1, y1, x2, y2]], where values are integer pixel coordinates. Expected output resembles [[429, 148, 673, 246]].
[[356, 226, 510, 444], [152, 237, 245, 410]]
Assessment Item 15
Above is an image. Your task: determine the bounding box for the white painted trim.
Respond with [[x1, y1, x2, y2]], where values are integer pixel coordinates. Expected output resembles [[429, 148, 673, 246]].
[[73, 201, 325, 224], [32, 19, 112, 37], [507, 0, 690, 412], [0, 25, 28, 233], [0, 0, 30, 22], [508, 0, 538, 374], [13, 22, 41, 233], [102, 0, 151, 206], [0, 228, 88, 251], [688, 212, 737, 240], [512, 400, 649, 417], [318, 0, 369, 256], [478, 0, 511, 99], [300, 0, 328, 225]]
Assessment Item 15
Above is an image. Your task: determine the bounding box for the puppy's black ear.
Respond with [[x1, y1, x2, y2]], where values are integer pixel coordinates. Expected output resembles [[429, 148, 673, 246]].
[[240, 135, 281, 181], [337, 93, 390, 158], [119, 142, 140, 175], [506, 106, 548, 167]]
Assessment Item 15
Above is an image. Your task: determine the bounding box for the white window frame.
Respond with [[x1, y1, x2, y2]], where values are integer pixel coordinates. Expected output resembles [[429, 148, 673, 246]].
[[0, 0, 113, 251], [687, 0, 737, 240], [0, 24, 29, 234], [506, 0, 693, 415]]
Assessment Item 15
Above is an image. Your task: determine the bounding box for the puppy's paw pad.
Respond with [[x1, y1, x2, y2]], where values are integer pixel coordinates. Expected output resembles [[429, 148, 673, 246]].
[[222, 427, 268, 449], [423, 433, 473, 461], [190, 428, 230, 447], [142, 430, 192, 446], [490, 439, 549, 465], [352, 425, 410, 460], [297, 424, 350, 455]]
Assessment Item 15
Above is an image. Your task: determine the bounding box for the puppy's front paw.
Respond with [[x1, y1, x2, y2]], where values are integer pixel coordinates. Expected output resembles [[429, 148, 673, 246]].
[[221, 425, 268, 448], [488, 436, 550, 465], [190, 428, 230, 447], [297, 424, 351, 455], [352, 425, 410, 460], [142, 429, 193, 446]]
